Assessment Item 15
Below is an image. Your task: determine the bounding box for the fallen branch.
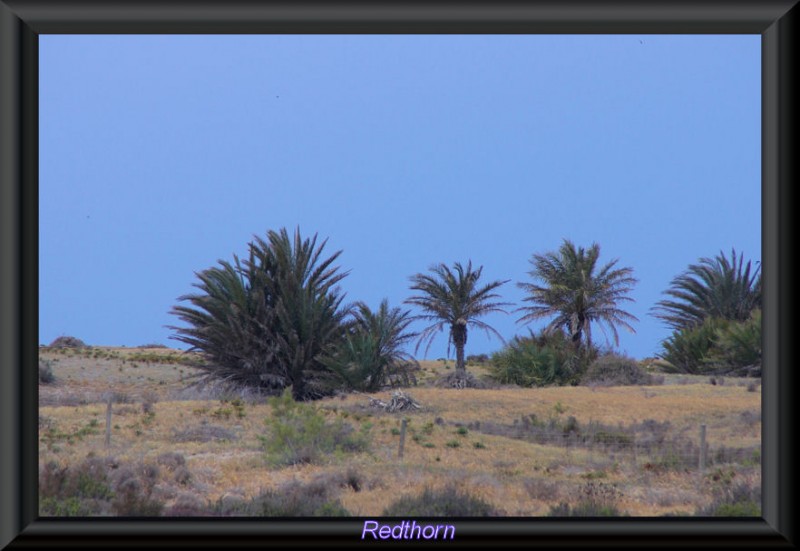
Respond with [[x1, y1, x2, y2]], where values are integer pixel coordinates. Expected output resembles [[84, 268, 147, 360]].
[[367, 391, 421, 412]]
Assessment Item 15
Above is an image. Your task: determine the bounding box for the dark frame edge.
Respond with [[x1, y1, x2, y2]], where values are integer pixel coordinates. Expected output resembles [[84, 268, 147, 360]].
[[1, 2, 22, 550], [763, 1, 798, 546], [1, 0, 797, 549]]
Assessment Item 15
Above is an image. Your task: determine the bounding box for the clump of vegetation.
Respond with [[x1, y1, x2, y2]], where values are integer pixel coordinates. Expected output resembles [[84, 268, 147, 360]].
[[582, 353, 655, 386], [111, 463, 164, 516], [523, 478, 561, 502], [219, 478, 350, 516], [322, 299, 419, 392], [48, 336, 89, 349], [548, 482, 625, 517], [652, 250, 761, 376], [697, 479, 761, 517], [39, 457, 164, 517], [39, 457, 114, 516], [39, 359, 56, 384], [382, 484, 500, 516], [259, 389, 370, 467], [434, 370, 488, 389], [488, 329, 592, 387]]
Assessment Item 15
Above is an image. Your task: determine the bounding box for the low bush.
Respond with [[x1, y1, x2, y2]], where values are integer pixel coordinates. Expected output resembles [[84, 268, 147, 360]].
[[111, 463, 163, 516], [259, 389, 370, 467], [48, 336, 88, 349], [39, 457, 164, 517], [219, 478, 350, 516], [582, 354, 655, 386], [488, 330, 593, 387], [39, 360, 56, 384], [523, 478, 561, 502], [382, 484, 500, 516], [697, 481, 761, 517], [548, 482, 625, 517]]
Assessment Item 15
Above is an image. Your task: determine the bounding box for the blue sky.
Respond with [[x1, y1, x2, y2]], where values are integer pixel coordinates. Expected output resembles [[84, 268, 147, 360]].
[[39, 35, 761, 360]]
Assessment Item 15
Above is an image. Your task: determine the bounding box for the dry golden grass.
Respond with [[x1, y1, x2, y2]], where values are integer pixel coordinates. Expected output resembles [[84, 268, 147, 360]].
[[38, 347, 761, 517]]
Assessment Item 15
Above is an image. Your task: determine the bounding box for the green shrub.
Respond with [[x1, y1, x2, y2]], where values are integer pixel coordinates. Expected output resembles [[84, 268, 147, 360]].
[[259, 389, 370, 466], [488, 330, 590, 387], [658, 317, 729, 374], [704, 309, 761, 376], [322, 299, 418, 392], [582, 353, 654, 386], [382, 484, 499, 516]]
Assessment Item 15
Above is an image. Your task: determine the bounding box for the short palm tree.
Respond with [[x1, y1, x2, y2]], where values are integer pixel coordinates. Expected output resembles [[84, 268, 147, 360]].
[[405, 261, 510, 377], [651, 249, 761, 331], [516, 239, 638, 349], [323, 299, 418, 392]]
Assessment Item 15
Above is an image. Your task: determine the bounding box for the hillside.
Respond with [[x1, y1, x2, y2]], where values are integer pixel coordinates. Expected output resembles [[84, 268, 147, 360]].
[[38, 345, 761, 517]]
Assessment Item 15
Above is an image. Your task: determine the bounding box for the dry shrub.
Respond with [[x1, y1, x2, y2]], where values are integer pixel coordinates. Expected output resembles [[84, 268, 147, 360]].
[[582, 354, 655, 387], [39, 360, 56, 384], [434, 371, 488, 389], [39, 456, 165, 517], [171, 424, 238, 443], [523, 478, 561, 502], [156, 452, 186, 471], [382, 484, 501, 516], [218, 478, 350, 516], [549, 481, 625, 517], [48, 336, 88, 349]]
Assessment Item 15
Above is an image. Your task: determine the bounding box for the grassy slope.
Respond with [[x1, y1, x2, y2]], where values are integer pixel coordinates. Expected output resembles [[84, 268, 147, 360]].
[[38, 346, 761, 517]]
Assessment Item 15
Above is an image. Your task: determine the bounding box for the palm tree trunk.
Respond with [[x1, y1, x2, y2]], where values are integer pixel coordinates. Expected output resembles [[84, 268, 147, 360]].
[[455, 340, 466, 376], [453, 320, 468, 376]]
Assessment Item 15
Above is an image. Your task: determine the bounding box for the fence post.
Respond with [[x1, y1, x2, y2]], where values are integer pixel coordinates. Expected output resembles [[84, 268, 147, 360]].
[[105, 395, 113, 451], [398, 418, 407, 459], [699, 424, 707, 472]]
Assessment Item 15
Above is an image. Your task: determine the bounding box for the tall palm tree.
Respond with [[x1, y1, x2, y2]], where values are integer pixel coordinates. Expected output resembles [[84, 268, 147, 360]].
[[516, 239, 638, 349], [405, 261, 510, 377], [651, 249, 761, 331]]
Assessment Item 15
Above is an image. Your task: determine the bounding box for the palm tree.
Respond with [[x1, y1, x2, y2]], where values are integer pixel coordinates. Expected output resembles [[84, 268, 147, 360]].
[[323, 299, 419, 391], [405, 261, 510, 377], [169, 227, 350, 400], [516, 239, 638, 349], [651, 249, 761, 331]]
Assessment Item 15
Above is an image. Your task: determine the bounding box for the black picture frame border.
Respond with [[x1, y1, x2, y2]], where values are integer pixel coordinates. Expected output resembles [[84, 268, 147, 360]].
[[1, 1, 796, 549]]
